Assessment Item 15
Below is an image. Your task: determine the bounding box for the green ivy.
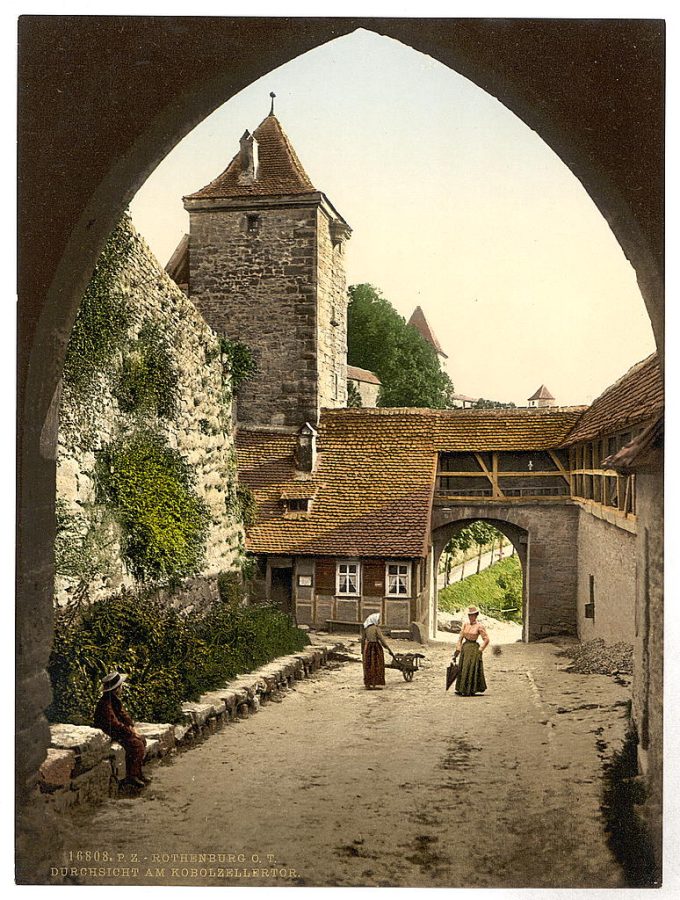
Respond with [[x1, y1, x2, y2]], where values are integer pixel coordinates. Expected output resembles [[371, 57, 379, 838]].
[[96, 431, 210, 583], [235, 483, 257, 528], [63, 214, 134, 392], [219, 337, 257, 391], [47, 589, 309, 725], [114, 320, 178, 419], [54, 499, 120, 606]]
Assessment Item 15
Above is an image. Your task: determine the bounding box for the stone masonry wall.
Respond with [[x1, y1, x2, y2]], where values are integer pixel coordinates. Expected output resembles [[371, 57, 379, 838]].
[[631, 459, 663, 865], [188, 205, 320, 426], [576, 511, 636, 644], [316, 207, 348, 411], [56, 224, 244, 606]]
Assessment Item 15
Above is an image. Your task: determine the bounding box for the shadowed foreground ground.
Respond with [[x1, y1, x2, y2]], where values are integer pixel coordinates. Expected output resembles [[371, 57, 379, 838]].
[[49, 633, 630, 888]]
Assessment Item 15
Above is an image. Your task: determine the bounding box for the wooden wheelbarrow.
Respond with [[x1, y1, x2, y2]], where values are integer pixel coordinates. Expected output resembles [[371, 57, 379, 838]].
[[385, 652, 426, 682]]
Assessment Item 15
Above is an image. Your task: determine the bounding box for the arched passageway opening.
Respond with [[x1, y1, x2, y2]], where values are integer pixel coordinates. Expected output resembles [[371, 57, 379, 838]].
[[433, 517, 527, 642]]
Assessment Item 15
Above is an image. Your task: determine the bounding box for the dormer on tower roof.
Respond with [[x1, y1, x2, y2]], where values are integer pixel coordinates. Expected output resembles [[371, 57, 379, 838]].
[[185, 113, 317, 201]]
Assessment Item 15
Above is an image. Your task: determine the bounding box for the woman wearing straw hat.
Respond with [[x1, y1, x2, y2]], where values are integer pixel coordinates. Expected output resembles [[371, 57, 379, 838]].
[[93, 671, 150, 788], [452, 606, 489, 696], [361, 613, 395, 689]]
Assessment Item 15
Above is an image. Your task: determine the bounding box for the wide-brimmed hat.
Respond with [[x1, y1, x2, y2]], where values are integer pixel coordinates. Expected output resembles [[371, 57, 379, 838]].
[[467, 606, 480, 616], [101, 671, 128, 692]]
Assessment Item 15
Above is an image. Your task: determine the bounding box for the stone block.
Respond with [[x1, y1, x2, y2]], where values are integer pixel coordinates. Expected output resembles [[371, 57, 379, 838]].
[[50, 724, 111, 774], [71, 760, 112, 807], [135, 723, 176, 756], [174, 724, 192, 743], [227, 686, 251, 706], [197, 693, 227, 717], [39, 748, 76, 790], [108, 743, 127, 781], [181, 702, 215, 727]]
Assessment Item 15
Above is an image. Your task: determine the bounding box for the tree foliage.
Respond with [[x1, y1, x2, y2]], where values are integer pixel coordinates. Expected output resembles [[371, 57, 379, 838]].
[[347, 283, 454, 408], [473, 398, 517, 409]]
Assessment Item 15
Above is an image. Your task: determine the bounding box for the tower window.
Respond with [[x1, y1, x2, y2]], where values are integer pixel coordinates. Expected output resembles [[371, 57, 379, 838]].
[[245, 213, 261, 233]]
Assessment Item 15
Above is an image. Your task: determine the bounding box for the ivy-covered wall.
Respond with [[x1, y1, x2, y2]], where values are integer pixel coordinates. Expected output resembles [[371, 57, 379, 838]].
[[55, 214, 247, 608]]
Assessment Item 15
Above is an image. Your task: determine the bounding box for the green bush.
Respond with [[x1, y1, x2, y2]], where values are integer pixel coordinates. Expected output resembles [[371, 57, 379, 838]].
[[47, 590, 310, 725], [439, 556, 523, 624], [219, 337, 257, 391], [96, 431, 210, 583]]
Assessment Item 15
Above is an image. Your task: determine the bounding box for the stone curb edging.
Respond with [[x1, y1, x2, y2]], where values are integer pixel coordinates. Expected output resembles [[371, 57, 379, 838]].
[[40, 644, 341, 812]]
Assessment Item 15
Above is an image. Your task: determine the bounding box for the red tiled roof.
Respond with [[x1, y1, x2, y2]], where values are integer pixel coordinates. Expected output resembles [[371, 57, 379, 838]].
[[235, 406, 584, 558], [347, 365, 381, 385], [165, 234, 189, 284], [321, 406, 585, 452], [185, 115, 316, 201], [562, 353, 663, 445], [528, 384, 554, 401], [408, 306, 447, 358], [236, 424, 435, 558], [602, 415, 663, 472]]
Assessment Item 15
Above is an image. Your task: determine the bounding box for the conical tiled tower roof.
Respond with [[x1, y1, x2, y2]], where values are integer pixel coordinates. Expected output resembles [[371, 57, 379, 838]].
[[185, 114, 316, 201], [408, 306, 448, 358]]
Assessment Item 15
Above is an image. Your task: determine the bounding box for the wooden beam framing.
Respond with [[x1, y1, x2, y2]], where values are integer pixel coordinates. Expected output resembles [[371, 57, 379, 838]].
[[546, 449, 571, 485], [437, 470, 568, 478], [472, 452, 505, 498]]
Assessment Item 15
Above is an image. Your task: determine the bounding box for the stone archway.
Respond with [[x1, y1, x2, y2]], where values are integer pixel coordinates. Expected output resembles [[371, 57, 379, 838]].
[[432, 516, 529, 641], [431, 502, 581, 643], [16, 18, 664, 879]]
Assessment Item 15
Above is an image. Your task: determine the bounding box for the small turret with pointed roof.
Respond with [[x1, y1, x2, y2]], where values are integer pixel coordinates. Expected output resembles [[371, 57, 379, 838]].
[[528, 385, 556, 408], [180, 97, 352, 428]]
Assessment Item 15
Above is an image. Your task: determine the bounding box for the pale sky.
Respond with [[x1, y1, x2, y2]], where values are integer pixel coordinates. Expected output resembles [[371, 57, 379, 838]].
[[130, 28, 656, 407]]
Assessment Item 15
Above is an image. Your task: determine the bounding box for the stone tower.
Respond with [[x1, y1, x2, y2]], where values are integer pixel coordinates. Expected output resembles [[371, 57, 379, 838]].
[[182, 107, 351, 427]]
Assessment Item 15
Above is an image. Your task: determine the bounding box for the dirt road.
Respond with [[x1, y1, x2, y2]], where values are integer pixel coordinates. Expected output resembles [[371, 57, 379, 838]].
[[55, 632, 630, 888]]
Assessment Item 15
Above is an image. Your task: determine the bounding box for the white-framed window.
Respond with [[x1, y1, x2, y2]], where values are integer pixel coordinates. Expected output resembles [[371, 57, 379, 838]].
[[386, 561, 411, 597], [336, 560, 360, 596]]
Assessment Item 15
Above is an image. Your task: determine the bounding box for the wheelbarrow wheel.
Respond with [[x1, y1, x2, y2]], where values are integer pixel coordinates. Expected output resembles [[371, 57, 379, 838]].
[[403, 669, 414, 682]]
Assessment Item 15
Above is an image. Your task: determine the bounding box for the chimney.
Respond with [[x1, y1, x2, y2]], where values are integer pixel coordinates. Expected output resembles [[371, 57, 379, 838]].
[[295, 422, 318, 473], [238, 130, 259, 184]]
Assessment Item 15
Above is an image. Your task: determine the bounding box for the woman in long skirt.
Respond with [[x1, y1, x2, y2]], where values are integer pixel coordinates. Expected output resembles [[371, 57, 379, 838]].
[[361, 613, 394, 689], [452, 606, 489, 695]]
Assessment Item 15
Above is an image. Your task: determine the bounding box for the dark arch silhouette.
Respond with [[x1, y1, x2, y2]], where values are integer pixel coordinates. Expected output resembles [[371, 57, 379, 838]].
[[16, 18, 664, 879]]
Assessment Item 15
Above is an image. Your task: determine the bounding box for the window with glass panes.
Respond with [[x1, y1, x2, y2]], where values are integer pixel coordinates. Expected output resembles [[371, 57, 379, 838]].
[[336, 561, 360, 595], [386, 562, 411, 596]]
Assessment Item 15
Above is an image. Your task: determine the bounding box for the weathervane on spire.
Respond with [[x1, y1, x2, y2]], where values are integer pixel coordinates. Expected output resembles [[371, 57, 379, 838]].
[[269, 92, 276, 116]]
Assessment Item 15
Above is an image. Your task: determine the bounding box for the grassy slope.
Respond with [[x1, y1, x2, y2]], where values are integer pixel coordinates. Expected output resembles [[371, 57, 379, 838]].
[[438, 556, 522, 623]]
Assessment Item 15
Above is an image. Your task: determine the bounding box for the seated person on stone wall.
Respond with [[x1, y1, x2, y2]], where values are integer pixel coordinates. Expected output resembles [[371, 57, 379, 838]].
[[93, 671, 150, 788]]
